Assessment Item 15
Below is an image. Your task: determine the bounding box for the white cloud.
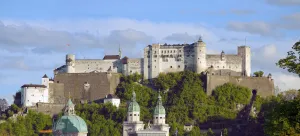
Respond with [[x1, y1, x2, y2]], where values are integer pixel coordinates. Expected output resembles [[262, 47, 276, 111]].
[[279, 12, 300, 30], [265, 0, 300, 6], [207, 9, 256, 16], [262, 44, 277, 58], [226, 21, 280, 37], [0, 21, 154, 54], [273, 72, 300, 91]]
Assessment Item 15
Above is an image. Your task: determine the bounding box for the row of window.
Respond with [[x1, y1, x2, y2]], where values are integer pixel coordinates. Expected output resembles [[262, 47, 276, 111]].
[[148, 65, 185, 69], [31, 94, 44, 97], [208, 65, 239, 69], [153, 50, 182, 54], [129, 114, 140, 116], [147, 64, 239, 69], [147, 55, 183, 58]]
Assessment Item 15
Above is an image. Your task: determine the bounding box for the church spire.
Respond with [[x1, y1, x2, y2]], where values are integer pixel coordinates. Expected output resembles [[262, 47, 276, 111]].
[[64, 97, 75, 116], [153, 90, 166, 124], [119, 44, 122, 58], [157, 91, 162, 106], [132, 90, 136, 102]]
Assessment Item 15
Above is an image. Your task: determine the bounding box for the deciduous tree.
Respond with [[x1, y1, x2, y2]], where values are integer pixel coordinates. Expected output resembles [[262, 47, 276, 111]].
[[276, 41, 300, 77], [0, 99, 8, 113], [253, 71, 264, 77]]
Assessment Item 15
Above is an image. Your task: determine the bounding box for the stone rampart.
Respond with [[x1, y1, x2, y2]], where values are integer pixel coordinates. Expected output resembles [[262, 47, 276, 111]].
[[206, 75, 274, 97]]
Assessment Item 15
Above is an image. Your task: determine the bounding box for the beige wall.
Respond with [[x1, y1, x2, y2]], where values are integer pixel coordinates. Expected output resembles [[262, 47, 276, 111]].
[[27, 102, 65, 117], [48, 83, 65, 104], [206, 75, 274, 97]]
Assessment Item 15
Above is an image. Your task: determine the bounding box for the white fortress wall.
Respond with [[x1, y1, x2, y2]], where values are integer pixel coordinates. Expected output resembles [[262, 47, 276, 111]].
[[126, 58, 143, 75], [206, 55, 243, 72], [75, 59, 117, 73]]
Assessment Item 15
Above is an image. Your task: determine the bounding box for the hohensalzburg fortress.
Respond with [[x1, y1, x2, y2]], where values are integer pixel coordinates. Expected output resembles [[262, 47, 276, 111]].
[[54, 37, 251, 79]]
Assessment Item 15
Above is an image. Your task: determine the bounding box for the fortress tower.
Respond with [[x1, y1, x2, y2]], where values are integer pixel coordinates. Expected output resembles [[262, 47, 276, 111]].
[[194, 36, 207, 74], [66, 54, 75, 73], [238, 46, 251, 76], [41, 74, 49, 88]]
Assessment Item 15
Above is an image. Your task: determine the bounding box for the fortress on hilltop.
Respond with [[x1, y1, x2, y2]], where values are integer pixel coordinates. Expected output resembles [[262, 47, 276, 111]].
[[55, 37, 251, 79], [19, 36, 274, 117], [53, 36, 274, 98]]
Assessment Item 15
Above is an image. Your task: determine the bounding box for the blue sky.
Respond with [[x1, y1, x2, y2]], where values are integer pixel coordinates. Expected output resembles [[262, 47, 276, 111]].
[[0, 0, 300, 104]]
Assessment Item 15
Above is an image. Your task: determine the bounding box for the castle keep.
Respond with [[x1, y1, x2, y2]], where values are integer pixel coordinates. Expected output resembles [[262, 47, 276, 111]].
[[55, 37, 251, 79]]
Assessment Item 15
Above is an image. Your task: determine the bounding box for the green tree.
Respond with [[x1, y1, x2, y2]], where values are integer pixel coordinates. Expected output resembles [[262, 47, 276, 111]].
[[0, 110, 52, 136], [223, 128, 228, 136], [207, 128, 214, 136], [213, 83, 252, 109], [186, 127, 201, 136], [253, 71, 264, 77], [263, 96, 300, 135], [276, 41, 300, 77]]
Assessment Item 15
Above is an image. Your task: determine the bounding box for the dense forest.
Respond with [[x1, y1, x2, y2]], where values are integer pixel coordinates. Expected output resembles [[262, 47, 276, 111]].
[[0, 41, 299, 136]]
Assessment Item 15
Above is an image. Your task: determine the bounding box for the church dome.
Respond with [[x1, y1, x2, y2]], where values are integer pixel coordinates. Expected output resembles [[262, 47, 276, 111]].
[[53, 99, 88, 134], [128, 91, 140, 112], [154, 93, 166, 115], [53, 115, 88, 133]]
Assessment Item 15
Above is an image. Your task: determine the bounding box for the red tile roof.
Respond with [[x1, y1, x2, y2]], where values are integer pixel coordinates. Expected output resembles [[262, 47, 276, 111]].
[[103, 55, 120, 60], [122, 56, 129, 64]]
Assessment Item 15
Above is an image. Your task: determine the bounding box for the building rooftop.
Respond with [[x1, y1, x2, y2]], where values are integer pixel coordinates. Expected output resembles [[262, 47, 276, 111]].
[[105, 94, 119, 99], [21, 84, 47, 88], [103, 55, 120, 60], [42, 74, 48, 78]]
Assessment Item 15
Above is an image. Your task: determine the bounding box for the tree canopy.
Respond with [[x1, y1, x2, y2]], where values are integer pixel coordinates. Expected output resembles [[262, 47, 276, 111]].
[[0, 99, 8, 113], [276, 41, 300, 77], [253, 71, 264, 77], [0, 110, 52, 136]]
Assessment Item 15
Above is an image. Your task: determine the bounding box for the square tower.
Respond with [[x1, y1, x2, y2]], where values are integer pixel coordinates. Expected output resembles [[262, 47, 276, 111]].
[[238, 46, 251, 76]]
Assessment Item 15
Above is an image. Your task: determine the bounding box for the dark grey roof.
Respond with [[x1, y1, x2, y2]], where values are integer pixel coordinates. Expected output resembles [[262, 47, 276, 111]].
[[21, 84, 47, 88], [105, 94, 119, 99], [185, 123, 193, 126], [42, 74, 48, 78]]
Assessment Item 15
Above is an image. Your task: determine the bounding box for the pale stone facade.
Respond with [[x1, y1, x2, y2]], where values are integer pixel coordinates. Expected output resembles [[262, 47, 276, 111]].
[[55, 37, 251, 80], [21, 74, 65, 108], [21, 84, 49, 107], [144, 37, 251, 79], [103, 94, 121, 108]]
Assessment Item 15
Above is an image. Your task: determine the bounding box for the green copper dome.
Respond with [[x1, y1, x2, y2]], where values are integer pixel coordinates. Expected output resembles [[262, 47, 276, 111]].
[[128, 91, 140, 112], [53, 115, 88, 133], [154, 93, 166, 115], [53, 99, 88, 134]]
